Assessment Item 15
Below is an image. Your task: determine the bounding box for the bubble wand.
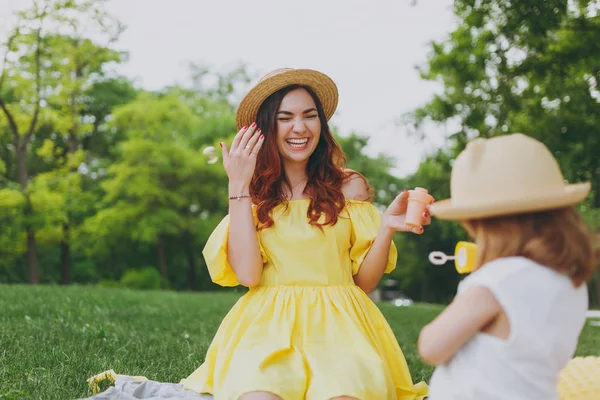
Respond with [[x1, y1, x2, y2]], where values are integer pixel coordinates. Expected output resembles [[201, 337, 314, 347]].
[[429, 241, 479, 274]]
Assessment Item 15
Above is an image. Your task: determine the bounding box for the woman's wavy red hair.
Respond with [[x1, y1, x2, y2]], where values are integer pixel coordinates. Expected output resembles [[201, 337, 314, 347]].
[[250, 84, 352, 230]]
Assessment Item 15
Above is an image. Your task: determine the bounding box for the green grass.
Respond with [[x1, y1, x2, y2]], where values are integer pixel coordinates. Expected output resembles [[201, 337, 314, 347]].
[[0, 284, 598, 400]]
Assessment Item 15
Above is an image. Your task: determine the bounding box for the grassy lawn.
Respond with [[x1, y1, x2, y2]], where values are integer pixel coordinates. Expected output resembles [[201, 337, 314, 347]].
[[1, 284, 598, 400]]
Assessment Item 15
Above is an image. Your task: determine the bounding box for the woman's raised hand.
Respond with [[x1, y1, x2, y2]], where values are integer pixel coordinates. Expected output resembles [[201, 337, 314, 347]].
[[220, 122, 265, 187]]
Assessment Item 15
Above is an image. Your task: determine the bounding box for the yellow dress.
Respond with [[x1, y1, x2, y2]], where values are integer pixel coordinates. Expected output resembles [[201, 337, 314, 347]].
[[180, 199, 428, 400]]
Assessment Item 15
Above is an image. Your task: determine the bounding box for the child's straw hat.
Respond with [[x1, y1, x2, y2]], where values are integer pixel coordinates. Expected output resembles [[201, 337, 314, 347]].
[[429, 133, 591, 220]]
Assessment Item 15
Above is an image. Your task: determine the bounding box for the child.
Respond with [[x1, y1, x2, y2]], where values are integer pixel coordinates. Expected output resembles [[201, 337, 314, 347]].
[[422, 133, 596, 400]]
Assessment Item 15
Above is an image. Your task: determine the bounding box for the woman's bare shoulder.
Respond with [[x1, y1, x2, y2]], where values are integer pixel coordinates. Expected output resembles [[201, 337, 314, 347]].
[[342, 168, 372, 201]]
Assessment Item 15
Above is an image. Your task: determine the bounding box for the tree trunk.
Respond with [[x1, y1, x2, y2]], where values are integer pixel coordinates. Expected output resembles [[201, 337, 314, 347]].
[[60, 223, 71, 284], [0, 16, 44, 285], [26, 229, 39, 284], [594, 232, 600, 308], [57, 129, 75, 285], [185, 233, 198, 291], [594, 170, 600, 209], [156, 238, 168, 282], [590, 270, 600, 308], [60, 222, 71, 284], [61, 111, 78, 284], [68, 130, 77, 154], [16, 140, 39, 284]]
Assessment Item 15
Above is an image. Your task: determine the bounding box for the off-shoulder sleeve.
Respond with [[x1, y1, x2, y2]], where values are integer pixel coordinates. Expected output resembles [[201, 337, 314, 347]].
[[347, 201, 398, 275], [201, 208, 268, 287]]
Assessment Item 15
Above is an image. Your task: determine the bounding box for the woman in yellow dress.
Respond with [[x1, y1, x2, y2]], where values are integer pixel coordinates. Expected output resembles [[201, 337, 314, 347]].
[[178, 68, 431, 400]]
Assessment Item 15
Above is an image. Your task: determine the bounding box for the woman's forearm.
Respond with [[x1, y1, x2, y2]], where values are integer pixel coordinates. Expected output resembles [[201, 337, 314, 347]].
[[227, 182, 264, 287], [352, 224, 395, 293]]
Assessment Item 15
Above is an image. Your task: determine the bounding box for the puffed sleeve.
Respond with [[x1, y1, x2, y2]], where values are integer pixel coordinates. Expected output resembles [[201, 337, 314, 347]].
[[201, 208, 268, 287], [347, 200, 398, 275]]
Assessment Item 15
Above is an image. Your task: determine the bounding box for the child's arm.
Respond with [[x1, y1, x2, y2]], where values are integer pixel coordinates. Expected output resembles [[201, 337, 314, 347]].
[[418, 286, 502, 366]]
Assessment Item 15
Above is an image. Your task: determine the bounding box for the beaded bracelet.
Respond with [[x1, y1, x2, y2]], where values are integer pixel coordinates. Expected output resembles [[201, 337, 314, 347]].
[[228, 194, 251, 201]]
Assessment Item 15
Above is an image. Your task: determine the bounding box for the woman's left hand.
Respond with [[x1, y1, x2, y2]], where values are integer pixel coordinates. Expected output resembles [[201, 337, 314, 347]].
[[382, 189, 433, 235]]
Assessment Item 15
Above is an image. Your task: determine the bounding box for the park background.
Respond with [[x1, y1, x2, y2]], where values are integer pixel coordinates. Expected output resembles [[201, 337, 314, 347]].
[[0, 0, 599, 398]]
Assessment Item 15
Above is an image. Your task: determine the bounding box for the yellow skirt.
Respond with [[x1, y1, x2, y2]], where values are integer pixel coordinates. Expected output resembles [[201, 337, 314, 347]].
[[180, 285, 428, 400]]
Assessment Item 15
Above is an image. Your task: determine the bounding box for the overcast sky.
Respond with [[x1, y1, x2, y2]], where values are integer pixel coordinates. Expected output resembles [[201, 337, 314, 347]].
[[1, 0, 458, 177]]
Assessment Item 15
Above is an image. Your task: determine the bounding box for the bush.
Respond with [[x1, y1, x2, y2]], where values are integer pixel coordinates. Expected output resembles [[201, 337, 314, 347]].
[[119, 267, 164, 290], [97, 280, 122, 288]]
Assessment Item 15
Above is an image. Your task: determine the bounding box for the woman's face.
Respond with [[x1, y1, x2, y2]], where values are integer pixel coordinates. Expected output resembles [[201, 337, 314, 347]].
[[275, 87, 321, 165]]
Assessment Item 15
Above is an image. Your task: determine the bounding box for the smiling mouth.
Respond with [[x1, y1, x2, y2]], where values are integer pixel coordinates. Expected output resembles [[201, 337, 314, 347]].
[[285, 138, 309, 150]]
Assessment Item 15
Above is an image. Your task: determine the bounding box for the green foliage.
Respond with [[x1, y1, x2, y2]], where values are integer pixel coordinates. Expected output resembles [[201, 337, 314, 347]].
[[402, 0, 600, 304], [0, 0, 234, 289], [0, 0, 431, 293], [1, 0, 598, 305], [0, 189, 26, 282], [337, 133, 407, 209], [1, 1, 359, 291], [119, 267, 164, 290], [411, 0, 600, 206]]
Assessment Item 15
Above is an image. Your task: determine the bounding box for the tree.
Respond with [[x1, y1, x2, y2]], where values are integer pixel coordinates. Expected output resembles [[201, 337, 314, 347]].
[[42, 1, 126, 284], [82, 90, 228, 289], [337, 133, 407, 210], [0, 0, 53, 283], [409, 0, 599, 204], [0, 0, 130, 283], [406, 0, 600, 304]]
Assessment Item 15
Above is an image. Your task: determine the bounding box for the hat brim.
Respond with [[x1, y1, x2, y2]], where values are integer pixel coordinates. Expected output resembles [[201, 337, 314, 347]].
[[429, 182, 591, 220], [236, 69, 338, 130]]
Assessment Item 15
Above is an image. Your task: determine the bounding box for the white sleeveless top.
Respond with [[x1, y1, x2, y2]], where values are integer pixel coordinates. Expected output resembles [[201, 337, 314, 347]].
[[428, 256, 589, 400]]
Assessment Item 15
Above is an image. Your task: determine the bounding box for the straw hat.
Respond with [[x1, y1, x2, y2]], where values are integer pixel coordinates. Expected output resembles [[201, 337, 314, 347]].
[[429, 133, 591, 220], [236, 68, 338, 130]]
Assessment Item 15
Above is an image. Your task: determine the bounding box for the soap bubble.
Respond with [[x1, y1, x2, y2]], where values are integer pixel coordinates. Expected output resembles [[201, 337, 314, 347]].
[[202, 146, 219, 164]]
